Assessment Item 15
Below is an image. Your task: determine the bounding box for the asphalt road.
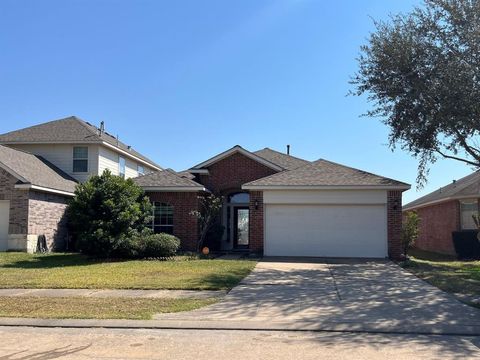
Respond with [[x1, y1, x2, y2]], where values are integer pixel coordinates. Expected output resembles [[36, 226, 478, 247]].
[[0, 327, 479, 359]]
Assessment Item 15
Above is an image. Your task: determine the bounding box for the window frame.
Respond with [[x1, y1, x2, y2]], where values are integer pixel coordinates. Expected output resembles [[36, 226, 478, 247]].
[[119, 156, 126, 179], [152, 202, 174, 235], [460, 199, 479, 230], [72, 146, 89, 173], [137, 165, 145, 176]]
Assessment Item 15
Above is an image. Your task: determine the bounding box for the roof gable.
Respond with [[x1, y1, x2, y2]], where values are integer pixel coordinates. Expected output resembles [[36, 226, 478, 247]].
[[0, 116, 162, 170], [243, 159, 410, 189], [0, 145, 77, 194], [190, 146, 284, 172]]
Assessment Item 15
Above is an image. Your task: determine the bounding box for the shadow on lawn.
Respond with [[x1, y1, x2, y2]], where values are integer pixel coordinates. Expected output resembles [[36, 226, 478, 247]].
[[1, 253, 121, 269]]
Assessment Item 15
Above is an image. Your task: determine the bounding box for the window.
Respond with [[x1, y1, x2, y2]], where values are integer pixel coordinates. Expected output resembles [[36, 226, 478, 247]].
[[460, 199, 478, 230], [119, 156, 126, 178], [228, 192, 250, 204], [137, 165, 144, 176], [152, 202, 174, 234], [73, 147, 88, 173]]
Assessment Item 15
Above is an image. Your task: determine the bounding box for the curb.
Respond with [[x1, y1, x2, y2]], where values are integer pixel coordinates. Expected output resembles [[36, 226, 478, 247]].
[[1, 318, 480, 336]]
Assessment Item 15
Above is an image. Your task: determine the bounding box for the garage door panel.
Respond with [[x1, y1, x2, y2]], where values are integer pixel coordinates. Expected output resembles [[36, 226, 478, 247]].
[[265, 204, 387, 258]]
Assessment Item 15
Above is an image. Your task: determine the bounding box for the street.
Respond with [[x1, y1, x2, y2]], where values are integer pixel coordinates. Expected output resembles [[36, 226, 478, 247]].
[[0, 327, 479, 360]]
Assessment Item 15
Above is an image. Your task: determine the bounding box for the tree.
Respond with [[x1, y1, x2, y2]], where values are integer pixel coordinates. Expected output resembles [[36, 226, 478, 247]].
[[402, 211, 420, 257], [67, 170, 152, 257], [190, 194, 223, 252], [351, 0, 480, 186]]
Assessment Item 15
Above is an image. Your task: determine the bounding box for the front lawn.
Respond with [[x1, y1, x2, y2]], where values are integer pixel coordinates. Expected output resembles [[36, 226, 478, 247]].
[[401, 248, 480, 305], [0, 296, 217, 320], [0, 252, 256, 290]]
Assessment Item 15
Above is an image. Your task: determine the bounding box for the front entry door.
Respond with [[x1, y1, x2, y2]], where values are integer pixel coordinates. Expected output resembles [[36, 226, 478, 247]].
[[234, 207, 249, 249]]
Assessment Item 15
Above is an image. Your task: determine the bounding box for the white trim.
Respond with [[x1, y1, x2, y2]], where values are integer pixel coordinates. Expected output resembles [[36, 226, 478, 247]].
[[190, 146, 283, 172], [142, 186, 205, 192], [14, 184, 75, 196], [0, 162, 29, 183], [242, 185, 411, 191], [0, 141, 162, 171], [403, 194, 480, 211]]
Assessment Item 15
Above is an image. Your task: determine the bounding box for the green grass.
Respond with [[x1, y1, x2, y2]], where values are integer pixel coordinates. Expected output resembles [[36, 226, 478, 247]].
[[401, 248, 480, 297], [0, 252, 256, 290], [0, 296, 217, 320]]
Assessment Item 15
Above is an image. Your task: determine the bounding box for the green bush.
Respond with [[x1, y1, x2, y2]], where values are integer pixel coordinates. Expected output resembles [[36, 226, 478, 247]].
[[136, 233, 180, 259], [67, 170, 152, 258]]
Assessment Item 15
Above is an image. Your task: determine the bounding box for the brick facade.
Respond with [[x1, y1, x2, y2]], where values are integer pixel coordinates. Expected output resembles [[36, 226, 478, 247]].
[[146, 191, 200, 251], [387, 190, 403, 260], [0, 168, 29, 235], [28, 191, 69, 250], [249, 191, 264, 253], [0, 168, 70, 252], [197, 152, 277, 195], [412, 200, 460, 255]]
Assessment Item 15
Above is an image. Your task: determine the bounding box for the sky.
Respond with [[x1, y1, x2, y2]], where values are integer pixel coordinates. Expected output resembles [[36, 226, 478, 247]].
[[0, 0, 475, 203]]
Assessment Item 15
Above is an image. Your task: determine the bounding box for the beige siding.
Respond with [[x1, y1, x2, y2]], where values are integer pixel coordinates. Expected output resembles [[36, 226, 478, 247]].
[[98, 145, 153, 179], [9, 144, 98, 183]]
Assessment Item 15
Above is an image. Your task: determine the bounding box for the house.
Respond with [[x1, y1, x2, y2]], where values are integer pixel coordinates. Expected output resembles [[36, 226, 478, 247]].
[[0, 116, 162, 252], [134, 145, 410, 259], [403, 172, 480, 255], [0, 116, 161, 182]]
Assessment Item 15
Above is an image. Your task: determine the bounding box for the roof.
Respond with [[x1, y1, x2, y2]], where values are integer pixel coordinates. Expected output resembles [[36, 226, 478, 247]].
[[254, 148, 310, 170], [0, 145, 77, 195], [243, 159, 410, 189], [190, 145, 284, 172], [0, 116, 162, 170], [403, 171, 480, 210], [133, 169, 205, 192]]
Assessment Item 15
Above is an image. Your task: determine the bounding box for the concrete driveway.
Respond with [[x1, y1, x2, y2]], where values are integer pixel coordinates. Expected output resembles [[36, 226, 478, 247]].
[[156, 258, 480, 334]]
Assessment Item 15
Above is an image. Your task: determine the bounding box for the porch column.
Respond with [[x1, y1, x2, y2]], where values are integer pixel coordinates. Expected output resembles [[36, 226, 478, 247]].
[[249, 191, 264, 253]]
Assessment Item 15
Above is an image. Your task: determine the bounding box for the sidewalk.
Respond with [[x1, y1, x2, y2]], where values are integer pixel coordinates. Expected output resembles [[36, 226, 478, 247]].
[[0, 288, 225, 299]]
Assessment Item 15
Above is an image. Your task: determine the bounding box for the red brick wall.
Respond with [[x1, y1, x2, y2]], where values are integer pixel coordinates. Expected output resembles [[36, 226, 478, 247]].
[[249, 191, 264, 253], [387, 190, 403, 260], [0, 168, 29, 235], [146, 192, 199, 251], [195, 152, 277, 252], [413, 200, 459, 255], [197, 152, 277, 195], [28, 191, 69, 250]]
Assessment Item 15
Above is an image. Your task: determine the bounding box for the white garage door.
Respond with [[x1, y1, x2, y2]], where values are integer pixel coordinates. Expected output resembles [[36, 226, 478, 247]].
[[265, 204, 387, 258], [0, 200, 9, 251]]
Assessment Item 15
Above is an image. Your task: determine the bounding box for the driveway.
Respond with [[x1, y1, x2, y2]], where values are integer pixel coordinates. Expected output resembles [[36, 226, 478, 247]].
[[155, 258, 480, 334]]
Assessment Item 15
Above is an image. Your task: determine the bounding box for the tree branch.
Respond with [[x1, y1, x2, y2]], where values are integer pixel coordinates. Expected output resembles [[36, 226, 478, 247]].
[[435, 149, 480, 167], [452, 128, 480, 160]]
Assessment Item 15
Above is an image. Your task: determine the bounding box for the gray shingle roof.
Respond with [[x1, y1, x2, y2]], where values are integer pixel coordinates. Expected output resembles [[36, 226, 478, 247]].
[[244, 159, 410, 188], [0, 116, 161, 169], [404, 171, 480, 210], [133, 169, 204, 189], [254, 148, 310, 170], [0, 145, 77, 194]]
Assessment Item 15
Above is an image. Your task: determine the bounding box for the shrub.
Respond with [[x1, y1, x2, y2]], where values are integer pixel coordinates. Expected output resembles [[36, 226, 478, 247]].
[[402, 211, 420, 257], [135, 233, 180, 258], [67, 170, 152, 257]]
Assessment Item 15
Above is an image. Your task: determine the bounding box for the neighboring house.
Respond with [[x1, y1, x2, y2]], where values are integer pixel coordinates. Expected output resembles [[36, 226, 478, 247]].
[[134, 145, 410, 259], [0, 145, 77, 252], [403, 172, 480, 255], [0, 116, 162, 252], [0, 116, 162, 182]]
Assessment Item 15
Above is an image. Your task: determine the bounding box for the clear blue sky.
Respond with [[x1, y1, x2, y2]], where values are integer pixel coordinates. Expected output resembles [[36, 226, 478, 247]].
[[0, 0, 475, 203]]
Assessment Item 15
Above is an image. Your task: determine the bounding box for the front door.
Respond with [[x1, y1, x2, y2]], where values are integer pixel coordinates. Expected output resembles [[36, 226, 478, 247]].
[[233, 207, 249, 249]]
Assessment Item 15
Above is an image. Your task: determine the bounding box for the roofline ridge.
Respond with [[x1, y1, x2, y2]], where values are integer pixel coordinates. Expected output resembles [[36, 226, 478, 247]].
[[255, 147, 310, 163]]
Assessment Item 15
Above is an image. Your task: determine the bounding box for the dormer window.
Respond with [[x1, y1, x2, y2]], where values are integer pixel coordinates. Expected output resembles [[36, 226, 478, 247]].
[[73, 147, 88, 173]]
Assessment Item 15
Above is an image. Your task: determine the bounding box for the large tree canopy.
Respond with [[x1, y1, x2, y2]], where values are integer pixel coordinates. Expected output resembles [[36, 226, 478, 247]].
[[352, 0, 480, 185]]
